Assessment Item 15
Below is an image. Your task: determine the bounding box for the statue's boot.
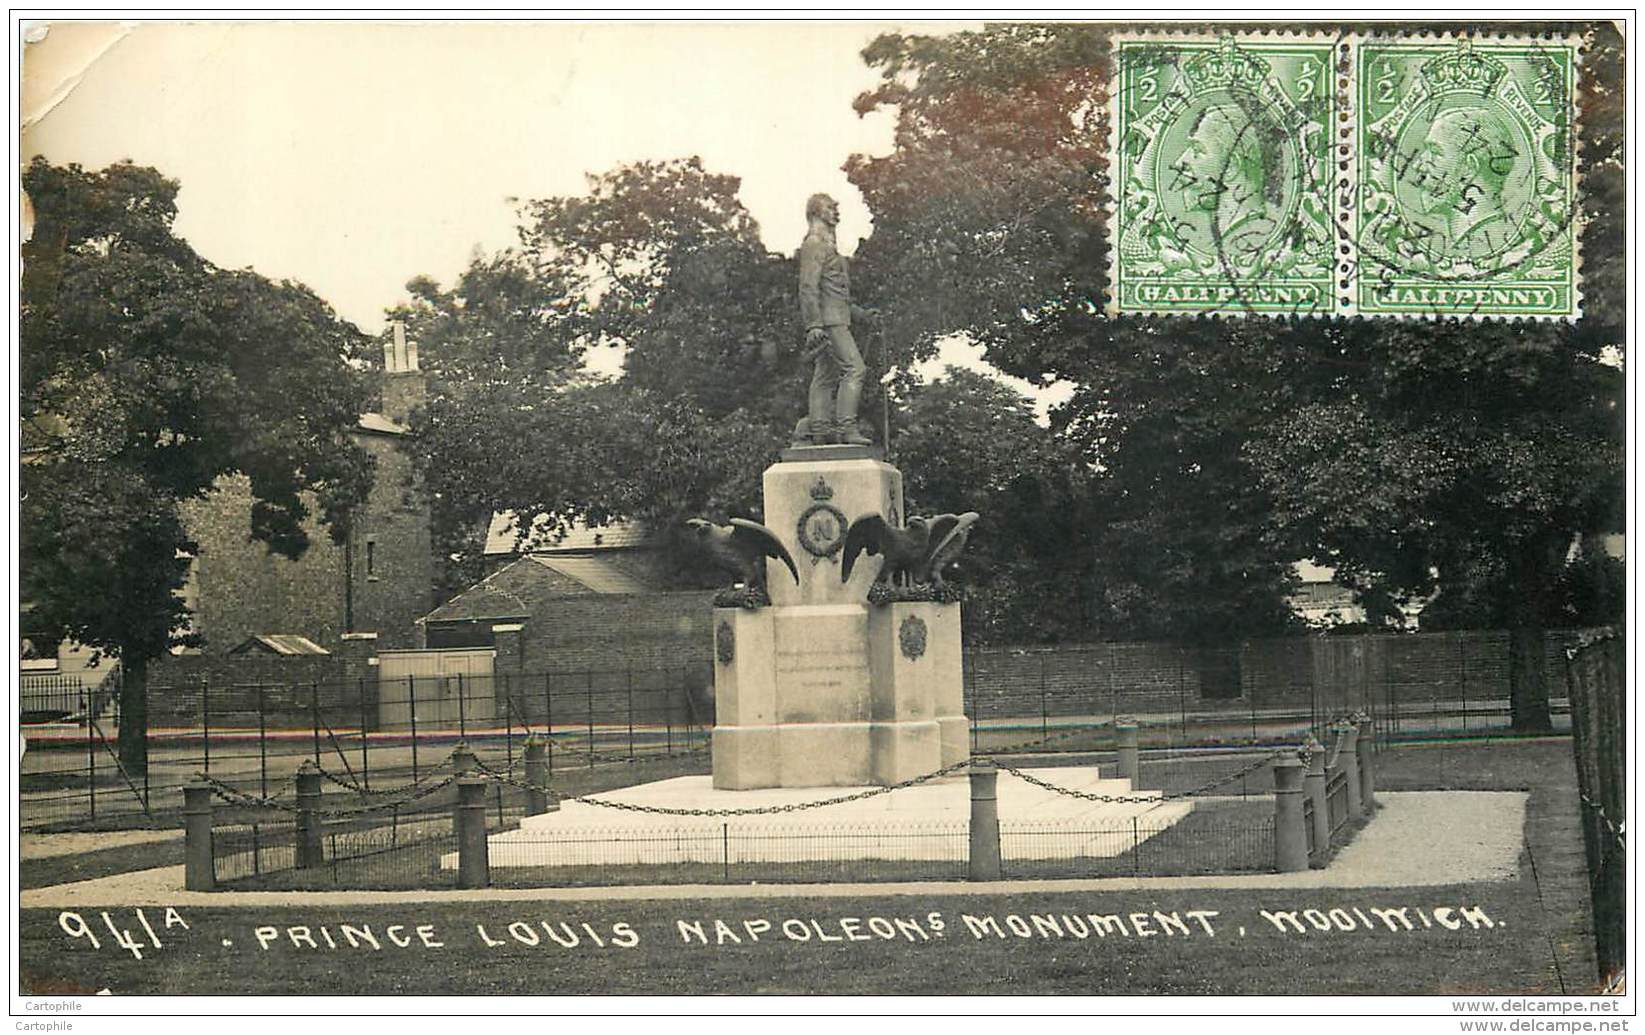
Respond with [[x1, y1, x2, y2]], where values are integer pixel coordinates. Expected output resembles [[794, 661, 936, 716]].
[[836, 425, 871, 446], [835, 377, 869, 445], [810, 419, 838, 445]]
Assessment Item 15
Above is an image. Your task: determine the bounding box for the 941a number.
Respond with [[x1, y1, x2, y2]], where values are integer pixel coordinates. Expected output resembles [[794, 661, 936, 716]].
[[58, 909, 189, 960]]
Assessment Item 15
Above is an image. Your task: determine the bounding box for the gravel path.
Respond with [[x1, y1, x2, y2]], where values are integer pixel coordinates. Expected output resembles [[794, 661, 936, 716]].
[[20, 829, 184, 860], [19, 790, 1527, 908]]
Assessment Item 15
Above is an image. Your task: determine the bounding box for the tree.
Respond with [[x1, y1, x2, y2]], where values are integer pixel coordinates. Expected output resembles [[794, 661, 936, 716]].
[[409, 159, 817, 594], [892, 368, 1097, 643], [849, 27, 1306, 647], [20, 158, 373, 772], [848, 23, 1624, 726]]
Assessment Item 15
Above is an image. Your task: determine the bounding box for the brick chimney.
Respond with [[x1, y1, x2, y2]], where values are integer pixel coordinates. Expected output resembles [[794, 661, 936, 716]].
[[380, 321, 426, 425]]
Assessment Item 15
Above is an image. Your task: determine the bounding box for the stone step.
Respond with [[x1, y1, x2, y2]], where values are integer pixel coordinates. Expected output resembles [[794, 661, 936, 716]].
[[457, 767, 1197, 869]]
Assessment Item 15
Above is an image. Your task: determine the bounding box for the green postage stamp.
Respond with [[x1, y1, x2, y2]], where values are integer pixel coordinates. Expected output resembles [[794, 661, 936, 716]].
[[1108, 33, 1582, 320]]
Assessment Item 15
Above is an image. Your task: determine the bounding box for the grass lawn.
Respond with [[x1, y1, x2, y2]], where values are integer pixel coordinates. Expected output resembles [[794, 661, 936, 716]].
[[16, 736, 1602, 995], [16, 878, 1566, 995], [20, 837, 186, 891]]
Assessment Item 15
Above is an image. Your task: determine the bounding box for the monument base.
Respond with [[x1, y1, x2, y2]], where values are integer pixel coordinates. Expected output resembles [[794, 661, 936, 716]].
[[460, 766, 1193, 869]]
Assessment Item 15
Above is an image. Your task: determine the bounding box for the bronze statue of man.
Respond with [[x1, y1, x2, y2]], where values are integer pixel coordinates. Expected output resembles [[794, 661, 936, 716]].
[[794, 193, 870, 446]]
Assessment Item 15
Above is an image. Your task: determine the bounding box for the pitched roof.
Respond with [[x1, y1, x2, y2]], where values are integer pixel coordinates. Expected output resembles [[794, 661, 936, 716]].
[[483, 512, 651, 556], [423, 550, 663, 625], [527, 555, 653, 594], [356, 412, 409, 436], [228, 634, 332, 656]]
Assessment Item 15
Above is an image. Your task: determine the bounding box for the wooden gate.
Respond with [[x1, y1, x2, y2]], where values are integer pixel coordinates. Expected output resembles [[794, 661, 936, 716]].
[[377, 648, 497, 734]]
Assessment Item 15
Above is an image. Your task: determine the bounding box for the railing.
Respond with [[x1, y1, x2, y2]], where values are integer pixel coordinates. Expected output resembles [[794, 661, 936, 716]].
[[1564, 629, 1625, 988], [1302, 795, 1317, 858], [193, 742, 1290, 891], [1325, 768, 1350, 838]]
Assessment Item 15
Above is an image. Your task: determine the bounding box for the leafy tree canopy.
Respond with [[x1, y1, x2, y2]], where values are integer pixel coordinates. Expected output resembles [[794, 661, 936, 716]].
[[847, 22, 1625, 723], [20, 157, 374, 768]]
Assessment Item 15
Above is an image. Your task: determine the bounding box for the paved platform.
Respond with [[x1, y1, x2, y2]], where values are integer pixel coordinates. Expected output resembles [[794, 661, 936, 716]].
[[456, 767, 1193, 869]]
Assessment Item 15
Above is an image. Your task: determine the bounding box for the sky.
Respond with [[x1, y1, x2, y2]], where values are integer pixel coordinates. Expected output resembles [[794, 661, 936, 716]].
[[20, 19, 1071, 413]]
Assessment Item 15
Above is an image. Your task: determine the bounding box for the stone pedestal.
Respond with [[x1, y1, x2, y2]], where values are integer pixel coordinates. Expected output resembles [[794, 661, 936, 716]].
[[762, 451, 902, 608], [710, 450, 967, 789], [712, 453, 969, 790]]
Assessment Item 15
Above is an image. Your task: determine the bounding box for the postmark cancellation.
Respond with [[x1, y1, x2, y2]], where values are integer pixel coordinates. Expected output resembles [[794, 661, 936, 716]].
[[1106, 32, 1581, 321]]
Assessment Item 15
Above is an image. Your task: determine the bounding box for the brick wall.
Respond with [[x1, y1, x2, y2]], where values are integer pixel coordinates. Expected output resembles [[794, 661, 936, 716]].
[[962, 629, 1591, 722], [146, 653, 376, 729], [177, 426, 432, 653], [486, 591, 716, 727], [348, 431, 433, 649], [491, 591, 716, 674]]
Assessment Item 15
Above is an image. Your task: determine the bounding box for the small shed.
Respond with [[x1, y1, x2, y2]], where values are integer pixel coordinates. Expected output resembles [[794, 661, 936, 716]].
[[227, 634, 332, 656]]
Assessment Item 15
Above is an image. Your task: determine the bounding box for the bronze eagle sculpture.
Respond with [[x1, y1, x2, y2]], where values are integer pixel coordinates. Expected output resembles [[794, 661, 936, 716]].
[[841, 512, 979, 587], [685, 518, 800, 592]]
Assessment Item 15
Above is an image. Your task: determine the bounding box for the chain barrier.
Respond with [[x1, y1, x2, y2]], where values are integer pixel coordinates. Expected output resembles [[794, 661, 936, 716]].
[[977, 717, 1116, 756], [992, 750, 1284, 805], [198, 768, 460, 819], [200, 774, 302, 813], [317, 758, 451, 798], [479, 758, 976, 818]]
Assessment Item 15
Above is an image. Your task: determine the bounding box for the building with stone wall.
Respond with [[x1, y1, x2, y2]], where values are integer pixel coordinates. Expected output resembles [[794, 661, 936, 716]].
[[166, 324, 433, 661]]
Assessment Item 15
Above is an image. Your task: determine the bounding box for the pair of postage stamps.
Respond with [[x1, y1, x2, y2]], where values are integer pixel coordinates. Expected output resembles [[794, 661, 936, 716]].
[[1108, 33, 1581, 319]]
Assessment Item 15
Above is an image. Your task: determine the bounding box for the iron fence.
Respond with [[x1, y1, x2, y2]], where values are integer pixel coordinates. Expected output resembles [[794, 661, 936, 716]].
[[1325, 769, 1350, 839], [20, 664, 712, 831], [488, 822, 972, 887], [1564, 629, 1625, 988], [209, 777, 523, 891], [22, 627, 1593, 831], [1001, 808, 1274, 880]]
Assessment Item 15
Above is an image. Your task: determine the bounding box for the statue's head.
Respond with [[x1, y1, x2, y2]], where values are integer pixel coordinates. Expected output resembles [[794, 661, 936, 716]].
[[806, 193, 840, 226]]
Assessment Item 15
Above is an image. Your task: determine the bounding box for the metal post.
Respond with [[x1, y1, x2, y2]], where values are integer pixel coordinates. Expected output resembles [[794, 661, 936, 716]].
[[544, 672, 554, 775], [455, 776, 490, 889], [666, 680, 674, 756], [504, 673, 514, 774], [1039, 654, 1048, 741], [523, 735, 552, 816], [722, 823, 730, 883], [967, 761, 1001, 881], [586, 671, 595, 767], [1273, 757, 1308, 873], [1132, 815, 1141, 878], [1459, 634, 1468, 731], [183, 779, 216, 892], [87, 715, 96, 820], [295, 761, 324, 869], [408, 675, 419, 782], [1302, 735, 1329, 868], [626, 666, 635, 761], [1116, 718, 1140, 785], [358, 676, 370, 791], [257, 684, 268, 800], [201, 677, 210, 774], [310, 681, 322, 766]]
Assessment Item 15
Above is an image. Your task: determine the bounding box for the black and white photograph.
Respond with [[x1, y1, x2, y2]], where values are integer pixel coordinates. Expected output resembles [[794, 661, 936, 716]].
[[7, 12, 1634, 1019]]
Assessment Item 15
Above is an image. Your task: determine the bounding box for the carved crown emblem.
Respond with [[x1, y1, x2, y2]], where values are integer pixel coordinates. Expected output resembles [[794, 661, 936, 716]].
[[1182, 37, 1271, 93], [1421, 40, 1508, 95], [809, 477, 834, 501]]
